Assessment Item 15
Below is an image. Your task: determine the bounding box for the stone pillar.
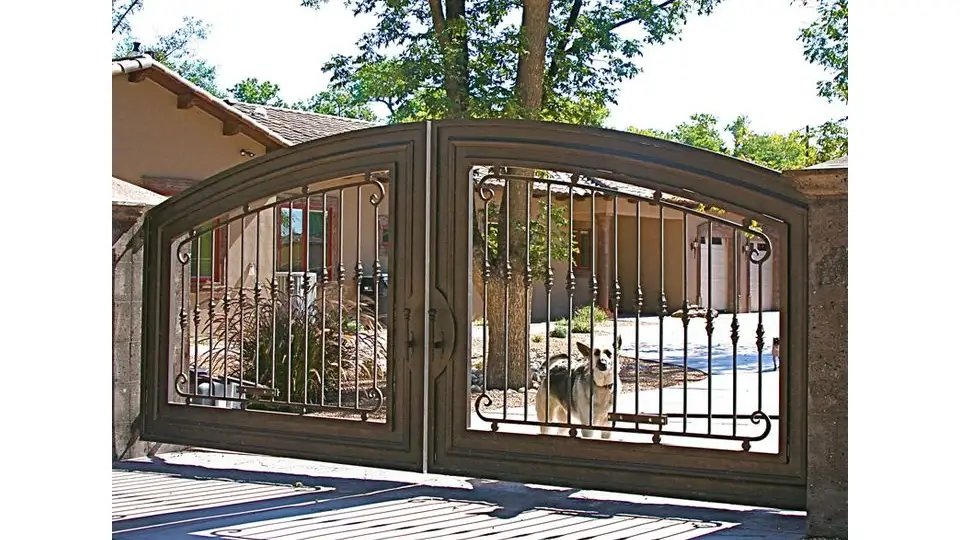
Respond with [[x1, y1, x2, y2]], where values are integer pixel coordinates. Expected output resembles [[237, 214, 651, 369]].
[[784, 166, 848, 538], [113, 205, 186, 461]]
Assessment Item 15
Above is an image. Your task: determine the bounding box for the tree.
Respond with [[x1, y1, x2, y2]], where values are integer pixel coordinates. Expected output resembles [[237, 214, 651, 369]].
[[628, 113, 846, 170], [303, 0, 723, 389], [228, 78, 287, 106], [291, 89, 379, 121], [112, 3, 224, 98], [629, 113, 727, 153], [796, 0, 847, 104]]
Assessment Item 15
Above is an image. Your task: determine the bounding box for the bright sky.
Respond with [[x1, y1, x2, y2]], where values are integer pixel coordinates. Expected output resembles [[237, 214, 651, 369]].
[[125, 0, 846, 137]]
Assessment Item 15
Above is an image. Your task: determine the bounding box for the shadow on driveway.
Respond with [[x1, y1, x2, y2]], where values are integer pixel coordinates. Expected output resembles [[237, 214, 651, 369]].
[[113, 455, 804, 539]]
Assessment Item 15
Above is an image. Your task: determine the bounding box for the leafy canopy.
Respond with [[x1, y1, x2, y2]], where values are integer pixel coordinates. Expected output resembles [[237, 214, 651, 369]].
[[303, 0, 724, 123], [628, 113, 847, 170]]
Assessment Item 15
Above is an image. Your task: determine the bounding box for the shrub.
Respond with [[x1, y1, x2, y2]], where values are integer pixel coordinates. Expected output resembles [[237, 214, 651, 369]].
[[197, 280, 386, 411], [549, 320, 568, 339], [570, 304, 608, 333], [531, 334, 544, 343]]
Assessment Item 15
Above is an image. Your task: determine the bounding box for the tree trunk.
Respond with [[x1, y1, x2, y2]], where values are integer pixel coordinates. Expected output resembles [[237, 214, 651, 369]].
[[477, 0, 552, 390], [483, 272, 533, 390]]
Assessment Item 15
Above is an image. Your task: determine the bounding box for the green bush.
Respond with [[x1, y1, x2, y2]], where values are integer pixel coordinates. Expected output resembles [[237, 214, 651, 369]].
[[549, 320, 568, 339], [198, 280, 385, 410], [570, 304, 608, 333], [531, 333, 544, 343]]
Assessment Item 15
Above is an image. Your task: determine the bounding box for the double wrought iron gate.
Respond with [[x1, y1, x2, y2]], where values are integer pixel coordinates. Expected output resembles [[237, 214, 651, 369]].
[[141, 120, 808, 509]]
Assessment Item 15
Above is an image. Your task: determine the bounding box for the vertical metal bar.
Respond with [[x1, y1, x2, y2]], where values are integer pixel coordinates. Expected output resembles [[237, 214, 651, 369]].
[[303, 191, 311, 406], [732, 232, 741, 437], [222, 221, 230, 394], [239, 212, 246, 388], [372, 187, 381, 396], [337, 188, 345, 407], [254, 214, 262, 389], [287, 200, 294, 402], [503, 174, 511, 421], [635, 203, 642, 429], [566, 179, 576, 431], [588, 189, 597, 428], [179, 245, 187, 384], [523, 179, 532, 421], [656, 195, 665, 439], [706, 221, 714, 434], [320, 193, 328, 405], [177, 246, 193, 396], [612, 195, 620, 428], [544, 188, 553, 425], [355, 181, 365, 408], [681, 211, 690, 433], [192, 230, 200, 400], [756, 241, 765, 412], [482, 194, 490, 395], [208, 226, 216, 398], [270, 208, 278, 399]]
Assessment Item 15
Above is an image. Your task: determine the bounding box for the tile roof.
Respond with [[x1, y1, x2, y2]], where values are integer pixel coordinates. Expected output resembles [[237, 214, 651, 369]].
[[229, 103, 379, 145], [471, 167, 698, 208], [113, 177, 169, 206]]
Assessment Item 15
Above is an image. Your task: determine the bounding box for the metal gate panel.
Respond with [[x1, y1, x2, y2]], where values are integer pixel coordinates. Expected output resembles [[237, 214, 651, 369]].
[[141, 124, 428, 472], [426, 120, 808, 510]]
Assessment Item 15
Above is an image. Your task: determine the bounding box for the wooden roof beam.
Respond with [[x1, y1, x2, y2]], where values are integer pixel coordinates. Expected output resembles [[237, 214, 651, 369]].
[[222, 120, 241, 136], [177, 94, 196, 109]]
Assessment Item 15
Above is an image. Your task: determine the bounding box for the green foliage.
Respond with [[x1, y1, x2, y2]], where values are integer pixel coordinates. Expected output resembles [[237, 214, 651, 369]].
[[796, 0, 848, 104], [302, 0, 725, 122], [112, 0, 143, 35], [630, 113, 726, 153], [479, 198, 577, 282], [291, 89, 379, 122], [228, 78, 287, 106], [628, 113, 846, 171], [111, 8, 225, 99], [570, 304, 609, 333], [199, 281, 385, 406], [549, 320, 568, 339], [531, 333, 544, 343]]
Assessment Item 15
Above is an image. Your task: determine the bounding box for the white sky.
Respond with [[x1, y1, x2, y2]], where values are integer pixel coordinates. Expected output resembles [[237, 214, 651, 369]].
[[125, 0, 846, 136]]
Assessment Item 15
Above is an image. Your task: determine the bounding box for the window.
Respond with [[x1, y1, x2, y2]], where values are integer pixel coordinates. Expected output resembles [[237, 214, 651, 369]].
[[275, 202, 334, 275], [573, 229, 592, 270], [190, 222, 225, 283]]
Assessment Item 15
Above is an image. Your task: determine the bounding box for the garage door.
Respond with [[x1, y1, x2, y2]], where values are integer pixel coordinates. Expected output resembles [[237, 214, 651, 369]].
[[699, 236, 728, 311], [748, 242, 775, 311]]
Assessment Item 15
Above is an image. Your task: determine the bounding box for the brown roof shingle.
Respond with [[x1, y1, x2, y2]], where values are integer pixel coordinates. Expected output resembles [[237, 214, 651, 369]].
[[229, 103, 378, 145]]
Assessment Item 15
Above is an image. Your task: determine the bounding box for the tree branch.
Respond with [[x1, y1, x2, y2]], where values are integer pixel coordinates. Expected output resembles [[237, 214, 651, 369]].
[[611, 0, 678, 31], [542, 0, 583, 104], [542, 0, 679, 102], [112, 0, 142, 34], [428, 0, 448, 44]]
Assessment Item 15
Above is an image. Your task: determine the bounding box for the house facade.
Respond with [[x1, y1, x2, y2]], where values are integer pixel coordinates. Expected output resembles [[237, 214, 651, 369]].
[[113, 54, 781, 328]]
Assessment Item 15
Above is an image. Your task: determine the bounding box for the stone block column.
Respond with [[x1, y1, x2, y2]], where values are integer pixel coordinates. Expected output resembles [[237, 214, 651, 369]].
[[784, 166, 848, 539], [113, 205, 186, 461]]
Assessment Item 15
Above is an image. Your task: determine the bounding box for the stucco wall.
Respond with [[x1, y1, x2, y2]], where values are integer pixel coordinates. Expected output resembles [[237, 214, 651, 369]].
[[112, 76, 267, 192]]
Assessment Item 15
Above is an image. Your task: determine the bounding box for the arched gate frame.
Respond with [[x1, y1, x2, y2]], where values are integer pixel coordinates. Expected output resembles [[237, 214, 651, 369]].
[[141, 120, 808, 509]]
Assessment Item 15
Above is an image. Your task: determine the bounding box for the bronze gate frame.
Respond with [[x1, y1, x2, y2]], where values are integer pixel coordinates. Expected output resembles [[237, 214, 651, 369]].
[[141, 119, 808, 509]]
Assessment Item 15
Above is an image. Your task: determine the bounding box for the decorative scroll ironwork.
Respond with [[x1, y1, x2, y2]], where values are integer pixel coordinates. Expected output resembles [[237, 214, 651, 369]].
[[170, 172, 391, 422], [469, 167, 780, 449]]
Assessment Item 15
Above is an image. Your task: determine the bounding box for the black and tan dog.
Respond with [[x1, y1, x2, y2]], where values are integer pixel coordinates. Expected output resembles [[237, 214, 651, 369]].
[[535, 335, 622, 439]]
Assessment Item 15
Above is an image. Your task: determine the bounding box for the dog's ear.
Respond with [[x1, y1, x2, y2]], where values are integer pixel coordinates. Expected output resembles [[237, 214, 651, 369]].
[[576, 341, 593, 359], [616, 334, 623, 350]]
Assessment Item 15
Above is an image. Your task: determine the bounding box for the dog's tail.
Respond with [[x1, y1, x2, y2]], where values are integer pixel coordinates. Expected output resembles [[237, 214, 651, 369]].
[[546, 353, 571, 370]]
